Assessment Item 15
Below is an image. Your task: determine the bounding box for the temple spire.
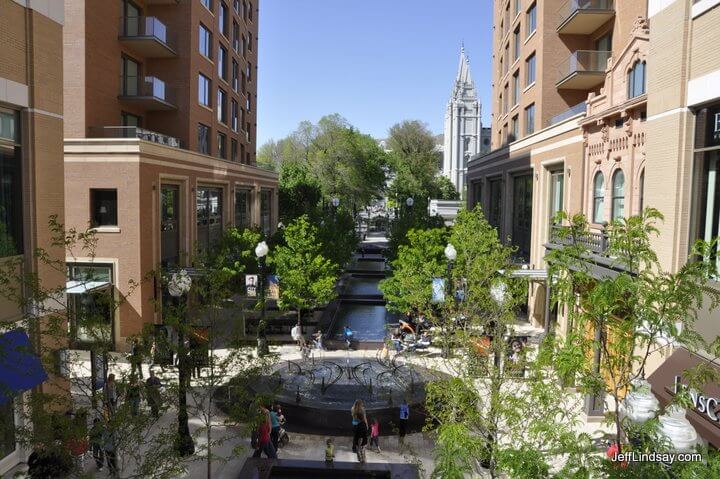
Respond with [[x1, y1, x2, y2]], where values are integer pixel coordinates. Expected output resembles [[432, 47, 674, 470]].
[[453, 45, 475, 98]]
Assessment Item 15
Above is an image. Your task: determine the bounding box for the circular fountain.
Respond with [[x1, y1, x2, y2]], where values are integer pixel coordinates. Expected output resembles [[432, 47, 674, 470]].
[[247, 356, 440, 435]]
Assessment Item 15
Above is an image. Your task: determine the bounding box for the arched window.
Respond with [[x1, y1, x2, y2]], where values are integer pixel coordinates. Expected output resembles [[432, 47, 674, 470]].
[[638, 169, 645, 213], [628, 60, 646, 99], [612, 170, 625, 220], [593, 172, 605, 223]]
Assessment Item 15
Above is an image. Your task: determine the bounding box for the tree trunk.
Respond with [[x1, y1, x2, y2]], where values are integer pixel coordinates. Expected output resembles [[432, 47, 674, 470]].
[[207, 423, 212, 479]]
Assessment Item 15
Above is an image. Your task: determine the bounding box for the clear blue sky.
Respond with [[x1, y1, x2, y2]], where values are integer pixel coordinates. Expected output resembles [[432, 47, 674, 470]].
[[257, 0, 493, 146]]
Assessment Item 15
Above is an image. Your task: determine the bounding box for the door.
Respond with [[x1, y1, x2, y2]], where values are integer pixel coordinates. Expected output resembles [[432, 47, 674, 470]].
[[161, 185, 180, 268], [512, 174, 533, 262]]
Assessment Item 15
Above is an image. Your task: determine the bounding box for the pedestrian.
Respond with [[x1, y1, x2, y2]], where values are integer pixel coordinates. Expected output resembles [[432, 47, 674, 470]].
[[145, 370, 162, 418], [313, 330, 324, 350], [351, 399, 368, 460], [129, 338, 143, 379], [104, 373, 118, 415], [252, 406, 277, 459], [102, 427, 118, 478], [89, 418, 104, 471], [269, 405, 281, 451], [126, 377, 142, 416], [291, 322, 304, 350], [370, 417, 381, 452], [324, 438, 335, 463], [275, 404, 286, 426], [343, 326, 354, 349], [399, 399, 409, 446]]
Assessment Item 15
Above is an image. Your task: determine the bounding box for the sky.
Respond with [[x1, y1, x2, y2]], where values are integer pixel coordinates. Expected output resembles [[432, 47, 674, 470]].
[[256, 0, 493, 146]]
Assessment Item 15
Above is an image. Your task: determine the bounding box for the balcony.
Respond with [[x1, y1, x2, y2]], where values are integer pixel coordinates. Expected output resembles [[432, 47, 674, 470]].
[[548, 101, 587, 127], [145, 0, 180, 4], [557, 0, 615, 35], [118, 76, 176, 110], [88, 126, 180, 148], [548, 224, 609, 256], [556, 50, 610, 90], [119, 16, 176, 58]]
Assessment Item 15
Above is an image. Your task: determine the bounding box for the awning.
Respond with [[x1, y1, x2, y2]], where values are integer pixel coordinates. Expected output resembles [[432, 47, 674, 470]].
[[0, 329, 48, 404], [66, 280, 111, 294]]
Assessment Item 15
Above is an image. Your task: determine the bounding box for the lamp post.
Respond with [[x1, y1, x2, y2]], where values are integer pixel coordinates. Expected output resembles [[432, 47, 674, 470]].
[[168, 269, 194, 457], [620, 377, 660, 447], [405, 197, 414, 219], [443, 243, 457, 358], [658, 405, 699, 453], [331, 197, 340, 222], [255, 241, 270, 356]]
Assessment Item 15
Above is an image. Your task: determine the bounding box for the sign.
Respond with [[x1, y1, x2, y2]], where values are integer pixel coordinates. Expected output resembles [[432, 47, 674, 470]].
[[245, 274, 258, 297], [90, 350, 107, 391], [671, 375, 720, 424], [431, 278, 445, 303], [266, 275, 279, 300], [714, 112, 720, 142]]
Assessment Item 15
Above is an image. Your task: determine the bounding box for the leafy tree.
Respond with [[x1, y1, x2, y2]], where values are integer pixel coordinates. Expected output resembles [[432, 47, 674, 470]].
[[272, 216, 338, 325], [547, 209, 720, 456], [278, 161, 322, 223], [434, 175, 461, 201], [386, 207, 447, 261], [316, 207, 359, 270], [256, 140, 283, 172]]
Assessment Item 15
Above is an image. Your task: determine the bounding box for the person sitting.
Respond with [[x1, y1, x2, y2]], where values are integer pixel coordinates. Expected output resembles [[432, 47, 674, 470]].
[[391, 331, 404, 353], [398, 319, 416, 340], [312, 330, 324, 350], [343, 326, 354, 349], [407, 332, 431, 352]]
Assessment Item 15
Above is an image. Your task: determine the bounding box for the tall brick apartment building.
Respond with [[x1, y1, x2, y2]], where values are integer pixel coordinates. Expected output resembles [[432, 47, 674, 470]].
[[62, 0, 278, 351], [0, 0, 65, 473]]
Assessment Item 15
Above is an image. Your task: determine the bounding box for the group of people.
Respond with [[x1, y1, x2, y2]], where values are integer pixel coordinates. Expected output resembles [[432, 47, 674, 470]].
[[348, 399, 380, 463], [291, 322, 325, 357], [104, 370, 163, 419], [252, 404, 287, 459]]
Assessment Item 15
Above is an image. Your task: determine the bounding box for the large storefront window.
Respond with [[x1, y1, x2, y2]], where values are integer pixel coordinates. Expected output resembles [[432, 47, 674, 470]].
[[488, 178, 503, 231], [512, 174, 533, 262], [0, 109, 23, 258], [692, 104, 720, 278], [67, 264, 114, 347], [0, 399, 16, 462], [196, 186, 223, 253], [161, 185, 180, 267], [550, 170, 564, 223], [260, 189, 271, 236], [235, 189, 251, 230]]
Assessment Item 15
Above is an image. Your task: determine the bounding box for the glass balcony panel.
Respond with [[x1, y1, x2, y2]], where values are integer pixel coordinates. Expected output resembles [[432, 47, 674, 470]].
[[557, 0, 615, 35], [118, 16, 177, 57], [118, 76, 176, 110], [556, 50, 610, 90]]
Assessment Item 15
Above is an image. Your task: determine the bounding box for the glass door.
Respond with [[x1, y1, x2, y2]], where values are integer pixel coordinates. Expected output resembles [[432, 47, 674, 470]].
[[161, 185, 180, 268]]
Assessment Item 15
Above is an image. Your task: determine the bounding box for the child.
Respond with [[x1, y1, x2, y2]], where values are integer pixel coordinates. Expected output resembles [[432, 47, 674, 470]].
[[370, 418, 381, 452], [325, 438, 335, 463]]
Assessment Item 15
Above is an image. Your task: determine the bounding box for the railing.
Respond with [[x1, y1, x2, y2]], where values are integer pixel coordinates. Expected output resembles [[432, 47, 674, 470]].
[[558, 0, 614, 27], [548, 101, 586, 126], [119, 16, 176, 50], [558, 50, 611, 81], [119, 76, 175, 105], [549, 224, 609, 255], [88, 126, 181, 148]]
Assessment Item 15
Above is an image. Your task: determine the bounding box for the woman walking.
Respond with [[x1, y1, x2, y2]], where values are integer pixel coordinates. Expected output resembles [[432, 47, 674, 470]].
[[351, 399, 368, 463]]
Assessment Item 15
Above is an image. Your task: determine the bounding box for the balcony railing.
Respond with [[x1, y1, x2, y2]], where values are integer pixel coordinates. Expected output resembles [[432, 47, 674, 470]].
[[556, 50, 610, 90], [88, 126, 180, 148], [548, 101, 587, 127], [118, 76, 176, 110], [549, 224, 609, 255], [119, 16, 176, 57], [557, 0, 615, 34]]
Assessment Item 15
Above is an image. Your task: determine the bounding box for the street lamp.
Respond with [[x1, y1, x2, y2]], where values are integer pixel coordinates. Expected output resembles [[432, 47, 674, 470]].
[[621, 378, 659, 425], [255, 241, 270, 356], [168, 269, 194, 457], [443, 243, 457, 358], [658, 405, 698, 453], [331, 197, 340, 208], [406, 197, 414, 208]]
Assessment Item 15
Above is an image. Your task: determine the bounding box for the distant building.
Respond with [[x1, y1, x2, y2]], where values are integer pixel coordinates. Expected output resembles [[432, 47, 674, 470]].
[[443, 46, 483, 197]]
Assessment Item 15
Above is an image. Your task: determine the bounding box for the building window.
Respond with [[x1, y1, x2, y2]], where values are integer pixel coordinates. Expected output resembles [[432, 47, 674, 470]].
[[199, 24, 212, 59], [201, 0, 213, 12], [196, 186, 223, 253], [219, 1, 229, 37], [235, 189, 251, 228], [120, 56, 140, 96], [512, 174, 533, 262], [248, 33, 253, 51], [504, 43, 509, 74], [66, 263, 114, 346], [231, 138, 238, 162], [488, 178, 503, 230], [90, 189, 118, 227], [160, 185, 180, 268], [248, 1, 253, 21], [260, 189, 272, 235], [525, 52, 536, 86], [514, 0, 521, 16], [526, 2, 536, 38], [240, 142, 246, 164], [234, 0, 239, 12], [198, 74, 211, 107], [593, 172, 605, 223], [513, 27, 520, 61], [550, 170, 564, 223], [511, 115, 519, 142], [242, 34, 247, 57], [217, 88, 227, 123], [512, 70, 519, 106], [638, 169, 645, 213], [217, 132, 227, 159], [247, 62, 252, 83], [525, 103, 535, 134], [121, 112, 141, 128], [231, 100, 239, 131], [611, 169, 625, 220], [0, 109, 22, 258], [502, 84, 508, 115], [628, 60, 646, 99], [232, 59, 239, 91], [198, 123, 210, 154], [0, 400, 16, 461], [233, 21, 240, 52], [218, 45, 228, 80]]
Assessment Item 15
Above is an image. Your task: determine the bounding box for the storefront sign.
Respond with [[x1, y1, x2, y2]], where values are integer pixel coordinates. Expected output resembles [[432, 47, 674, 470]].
[[714, 112, 720, 142], [671, 375, 720, 424]]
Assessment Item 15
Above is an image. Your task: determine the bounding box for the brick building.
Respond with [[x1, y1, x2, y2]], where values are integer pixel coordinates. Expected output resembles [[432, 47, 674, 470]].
[[62, 0, 278, 351]]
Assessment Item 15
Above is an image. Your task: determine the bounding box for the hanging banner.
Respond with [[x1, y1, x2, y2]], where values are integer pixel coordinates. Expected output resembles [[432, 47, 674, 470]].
[[431, 278, 446, 303], [245, 274, 258, 297]]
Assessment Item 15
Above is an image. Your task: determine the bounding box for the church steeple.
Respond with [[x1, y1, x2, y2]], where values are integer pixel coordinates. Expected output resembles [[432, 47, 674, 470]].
[[453, 44, 476, 99]]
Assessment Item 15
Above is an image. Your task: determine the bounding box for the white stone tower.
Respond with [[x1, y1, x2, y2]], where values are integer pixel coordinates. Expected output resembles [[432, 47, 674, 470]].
[[443, 45, 482, 197]]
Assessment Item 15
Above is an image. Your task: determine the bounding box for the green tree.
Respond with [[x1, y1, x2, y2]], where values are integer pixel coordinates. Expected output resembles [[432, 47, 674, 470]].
[[316, 207, 359, 270], [278, 161, 322, 223], [272, 216, 339, 325], [434, 175, 461, 201]]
